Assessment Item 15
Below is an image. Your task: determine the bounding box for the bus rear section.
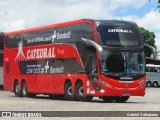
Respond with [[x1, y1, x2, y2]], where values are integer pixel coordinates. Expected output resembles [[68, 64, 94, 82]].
[[4, 19, 146, 102]]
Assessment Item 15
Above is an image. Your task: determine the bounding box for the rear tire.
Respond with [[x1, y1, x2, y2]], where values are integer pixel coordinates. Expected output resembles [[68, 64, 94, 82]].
[[75, 82, 93, 102], [153, 82, 158, 87], [146, 81, 151, 87], [22, 81, 29, 97], [14, 81, 22, 97], [64, 82, 75, 101], [114, 96, 130, 103]]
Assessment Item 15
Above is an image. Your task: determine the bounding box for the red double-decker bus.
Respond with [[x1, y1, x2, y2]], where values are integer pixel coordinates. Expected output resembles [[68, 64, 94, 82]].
[[4, 19, 146, 102]]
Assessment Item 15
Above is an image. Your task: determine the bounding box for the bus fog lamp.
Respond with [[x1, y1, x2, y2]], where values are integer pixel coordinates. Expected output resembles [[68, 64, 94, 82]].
[[100, 89, 105, 93]]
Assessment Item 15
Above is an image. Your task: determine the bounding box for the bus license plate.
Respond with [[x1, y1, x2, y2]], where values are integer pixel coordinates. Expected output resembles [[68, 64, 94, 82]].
[[122, 92, 130, 96]]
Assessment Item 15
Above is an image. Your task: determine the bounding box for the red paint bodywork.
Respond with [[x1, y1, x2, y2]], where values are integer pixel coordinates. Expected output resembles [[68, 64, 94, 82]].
[[3, 19, 146, 97]]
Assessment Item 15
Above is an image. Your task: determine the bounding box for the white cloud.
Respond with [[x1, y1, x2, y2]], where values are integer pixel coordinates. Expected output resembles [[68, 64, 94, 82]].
[[109, 0, 147, 10], [135, 10, 160, 50], [113, 10, 160, 31], [0, 0, 159, 49], [113, 10, 160, 49], [136, 11, 160, 31], [1, 20, 25, 32], [0, 0, 148, 32], [0, 0, 109, 31]]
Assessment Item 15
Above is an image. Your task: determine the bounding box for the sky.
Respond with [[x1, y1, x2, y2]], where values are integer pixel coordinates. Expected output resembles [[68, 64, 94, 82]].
[[0, 0, 160, 49]]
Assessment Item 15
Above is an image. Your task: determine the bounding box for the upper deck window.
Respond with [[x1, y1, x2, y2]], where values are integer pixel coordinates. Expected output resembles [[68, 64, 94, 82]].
[[96, 23, 143, 47], [5, 23, 94, 48]]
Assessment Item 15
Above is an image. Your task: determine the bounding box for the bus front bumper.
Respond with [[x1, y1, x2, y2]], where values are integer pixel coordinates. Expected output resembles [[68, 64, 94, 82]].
[[86, 81, 146, 97]]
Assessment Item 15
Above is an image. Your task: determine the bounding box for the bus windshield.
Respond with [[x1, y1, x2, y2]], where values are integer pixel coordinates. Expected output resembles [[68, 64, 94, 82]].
[[101, 50, 145, 80], [96, 23, 142, 47]]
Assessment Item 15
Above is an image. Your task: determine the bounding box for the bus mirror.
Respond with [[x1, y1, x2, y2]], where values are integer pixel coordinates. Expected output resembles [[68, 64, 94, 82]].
[[144, 44, 157, 59], [81, 38, 104, 60]]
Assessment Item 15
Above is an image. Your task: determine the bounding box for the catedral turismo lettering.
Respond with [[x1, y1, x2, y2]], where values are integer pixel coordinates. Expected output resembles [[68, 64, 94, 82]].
[[27, 47, 55, 59]]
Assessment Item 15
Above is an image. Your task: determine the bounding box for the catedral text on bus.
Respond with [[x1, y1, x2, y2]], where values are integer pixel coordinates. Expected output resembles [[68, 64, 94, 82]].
[[4, 19, 147, 102]]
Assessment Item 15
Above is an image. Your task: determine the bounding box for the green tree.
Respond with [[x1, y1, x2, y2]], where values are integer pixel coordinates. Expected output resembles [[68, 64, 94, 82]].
[[139, 27, 156, 57]]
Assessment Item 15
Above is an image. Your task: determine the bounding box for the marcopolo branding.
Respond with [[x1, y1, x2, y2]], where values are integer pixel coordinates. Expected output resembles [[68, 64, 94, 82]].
[[27, 47, 55, 60], [108, 29, 133, 33]]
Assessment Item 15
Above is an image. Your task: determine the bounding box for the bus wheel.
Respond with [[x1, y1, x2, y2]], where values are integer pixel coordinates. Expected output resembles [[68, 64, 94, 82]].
[[64, 82, 75, 101], [101, 97, 114, 102], [114, 96, 130, 103], [75, 82, 93, 102], [22, 81, 29, 97], [14, 81, 22, 97], [153, 82, 158, 87], [146, 81, 151, 87]]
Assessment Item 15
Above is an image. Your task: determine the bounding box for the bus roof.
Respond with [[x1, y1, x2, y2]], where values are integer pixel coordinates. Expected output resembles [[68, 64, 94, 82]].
[[5, 19, 137, 36], [92, 19, 137, 26], [5, 19, 85, 36]]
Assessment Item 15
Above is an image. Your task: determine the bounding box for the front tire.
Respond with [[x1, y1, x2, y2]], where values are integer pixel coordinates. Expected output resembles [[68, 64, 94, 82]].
[[75, 82, 93, 102], [64, 82, 75, 101], [114, 96, 130, 103]]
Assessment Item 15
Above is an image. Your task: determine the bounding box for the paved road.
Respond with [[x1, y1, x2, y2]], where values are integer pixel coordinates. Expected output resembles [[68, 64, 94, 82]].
[[0, 88, 160, 120]]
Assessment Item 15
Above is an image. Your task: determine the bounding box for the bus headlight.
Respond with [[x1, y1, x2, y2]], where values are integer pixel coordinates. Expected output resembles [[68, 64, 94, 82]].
[[95, 78, 111, 87]]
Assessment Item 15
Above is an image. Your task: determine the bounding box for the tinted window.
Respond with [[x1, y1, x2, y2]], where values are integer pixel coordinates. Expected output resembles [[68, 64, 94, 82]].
[[6, 23, 94, 48], [81, 23, 94, 40], [97, 23, 142, 47], [76, 42, 96, 72], [18, 58, 83, 74]]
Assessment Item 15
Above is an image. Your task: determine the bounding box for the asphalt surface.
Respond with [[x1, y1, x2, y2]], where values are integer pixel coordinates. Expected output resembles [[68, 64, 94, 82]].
[[0, 88, 160, 120]]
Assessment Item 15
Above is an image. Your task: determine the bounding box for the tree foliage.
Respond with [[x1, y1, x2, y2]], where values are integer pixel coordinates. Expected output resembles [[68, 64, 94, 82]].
[[139, 27, 156, 57]]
